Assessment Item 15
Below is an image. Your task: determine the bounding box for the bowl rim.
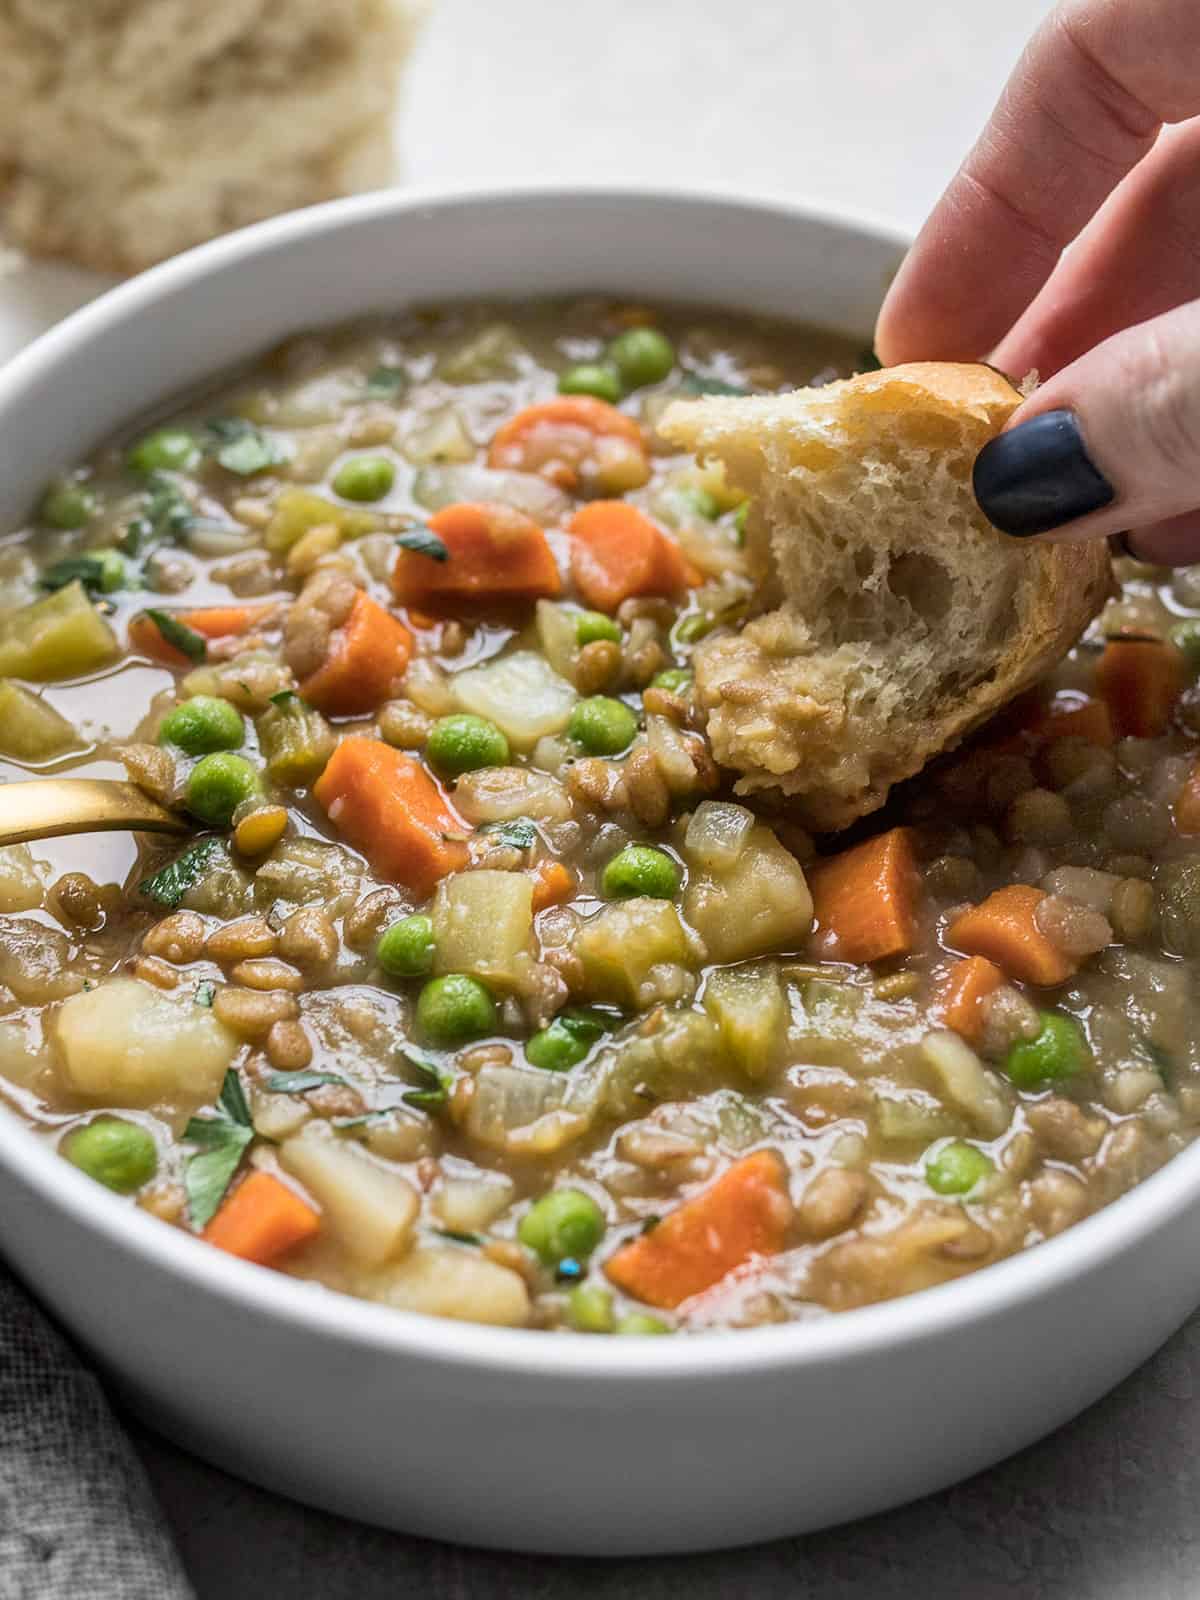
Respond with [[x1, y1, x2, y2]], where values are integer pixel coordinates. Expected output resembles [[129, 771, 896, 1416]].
[[2, 178, 1196, 1381]]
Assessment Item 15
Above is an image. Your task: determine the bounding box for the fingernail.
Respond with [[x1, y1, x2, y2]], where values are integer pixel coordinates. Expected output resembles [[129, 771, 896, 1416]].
[[973, 409, 1114, 537]]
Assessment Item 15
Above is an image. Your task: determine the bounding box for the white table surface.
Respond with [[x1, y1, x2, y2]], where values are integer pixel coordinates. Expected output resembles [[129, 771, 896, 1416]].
[[20, 3, 1200, 1596]]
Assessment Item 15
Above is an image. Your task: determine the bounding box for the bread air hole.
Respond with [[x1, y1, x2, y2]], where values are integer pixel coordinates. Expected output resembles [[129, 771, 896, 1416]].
[[886, 552, 953, 624]]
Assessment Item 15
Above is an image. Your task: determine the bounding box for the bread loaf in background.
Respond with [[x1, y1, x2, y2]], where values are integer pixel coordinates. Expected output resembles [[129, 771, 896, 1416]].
[[660, 364, 1114, 832], [0, 0, 428, 275]]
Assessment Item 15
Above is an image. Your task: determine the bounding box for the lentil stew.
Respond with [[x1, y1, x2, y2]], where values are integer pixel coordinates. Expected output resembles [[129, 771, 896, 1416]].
[[2, 298, 1197, 1334]]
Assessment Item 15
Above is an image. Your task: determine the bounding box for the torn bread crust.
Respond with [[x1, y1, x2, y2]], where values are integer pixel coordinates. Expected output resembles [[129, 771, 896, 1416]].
[[660, 364, 1113, 832]]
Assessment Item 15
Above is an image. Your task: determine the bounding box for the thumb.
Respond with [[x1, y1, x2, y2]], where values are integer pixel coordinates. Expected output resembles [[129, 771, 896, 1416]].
[[974, 296, 1200, 563]]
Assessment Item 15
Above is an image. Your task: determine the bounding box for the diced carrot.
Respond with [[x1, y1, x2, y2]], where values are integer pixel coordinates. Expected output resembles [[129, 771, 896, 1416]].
[[808, 827, 918, 964], [946, 884, 1077, 987], [1175, 758, 1200, 836], [1031, 693, 1115, 748], [934, 956, 1004, 1045], [1095, 638, 1184, 738], [488, 397, 645, 491], [392, 502, 562, 610], [604, 1150, 793, 1310], [530, 858, 576, 913], [129, 602, 277, 668], [202, 1170, 320, 1266], [569, 501, 699, 614], [298, 590, 412, 717], [312, 735, 468, 897]]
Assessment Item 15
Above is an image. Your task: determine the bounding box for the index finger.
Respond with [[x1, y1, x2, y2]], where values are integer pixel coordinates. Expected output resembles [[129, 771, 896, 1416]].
[[875, 0, 1200, 365]]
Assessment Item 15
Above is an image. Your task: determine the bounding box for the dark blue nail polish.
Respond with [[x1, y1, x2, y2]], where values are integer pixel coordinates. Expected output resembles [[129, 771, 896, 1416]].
[[973, 409, 1114, 537]]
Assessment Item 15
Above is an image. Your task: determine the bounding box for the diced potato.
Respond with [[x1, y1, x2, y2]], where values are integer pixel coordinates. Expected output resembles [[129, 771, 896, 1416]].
[[280, 1128, 419, 1268], [54, 978, 237, 1108], [0, 1014, 52, 1088], [452, 651, 577, 753], [684, 823, 813, 963], [433, 1170, 516, 1232], [0, 680, 80, 762], [432, 870, 534, 990], [264, 489, 375, 553], [452, 765, 572, 825], [576, 899, 691, 1006], [359, 1246, 530, 1326], [920, 1030, 1012, 1137], [703, 963, 786, 1079], [0, 843, 47, 911], [0, 581, 118, 681]]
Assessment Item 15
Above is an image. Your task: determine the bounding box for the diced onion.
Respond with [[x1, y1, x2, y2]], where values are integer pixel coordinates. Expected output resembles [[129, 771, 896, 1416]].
[[412, 465, 568, 523], [685, 800, 755, 872]]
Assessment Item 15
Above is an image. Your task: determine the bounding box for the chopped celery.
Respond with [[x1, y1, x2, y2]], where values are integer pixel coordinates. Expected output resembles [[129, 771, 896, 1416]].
[[576, 899, 691, 1006], [0, 580, 118, 681], [264, 489, 376, 553], [703, 963, 786, 1079], [255, 694, 335, 787]]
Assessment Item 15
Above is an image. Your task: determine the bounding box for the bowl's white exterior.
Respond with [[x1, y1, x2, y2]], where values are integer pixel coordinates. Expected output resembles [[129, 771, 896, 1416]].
[[1, 187, 1197, 1556]]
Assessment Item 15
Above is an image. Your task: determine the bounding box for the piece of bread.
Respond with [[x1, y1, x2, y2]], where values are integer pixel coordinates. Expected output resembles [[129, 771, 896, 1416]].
[[660, 364, 1113, 832], [0, 0, 428, 275]]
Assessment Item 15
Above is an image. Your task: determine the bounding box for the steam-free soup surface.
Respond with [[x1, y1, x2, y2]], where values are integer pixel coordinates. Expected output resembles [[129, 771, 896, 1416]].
[[2, 297, 1199, 1334]]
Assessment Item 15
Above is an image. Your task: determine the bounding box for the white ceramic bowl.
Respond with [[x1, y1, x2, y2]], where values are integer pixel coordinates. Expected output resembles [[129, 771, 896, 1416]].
[[1, 186, 1197, 1556]]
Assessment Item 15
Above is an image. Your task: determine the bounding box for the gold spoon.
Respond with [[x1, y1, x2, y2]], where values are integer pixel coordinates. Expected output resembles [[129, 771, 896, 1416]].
[[0, 778, 189, 848]]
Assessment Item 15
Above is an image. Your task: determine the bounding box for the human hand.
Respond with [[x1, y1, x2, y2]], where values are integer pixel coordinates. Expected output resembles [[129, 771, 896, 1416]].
[[875, 0, 1200, 563]]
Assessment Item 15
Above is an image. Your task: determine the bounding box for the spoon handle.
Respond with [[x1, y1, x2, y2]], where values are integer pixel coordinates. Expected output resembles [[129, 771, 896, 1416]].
[[0, 779, 189, 847]]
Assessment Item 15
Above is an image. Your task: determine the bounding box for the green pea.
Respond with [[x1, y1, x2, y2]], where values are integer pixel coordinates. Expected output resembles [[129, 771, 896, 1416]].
[[607, 328, 676, 390], [185, 751, 260, 827], [602, 844, 680, 901], [62, 1118, 157, 1194], [568, 695, 638, 755], [127, 427, 201, 476], [558, 363, 623, 404], [567, 1284, 616, 1333], [377, 913, 435, 979], [615, 1312, 671, 1336], [575, 610, 621, 646], [650, 668, 692, 694], [416, 973, 497, 1046], [518, 1188, 605, 1266], [1169, 619, 1200, 673], [39, 481, 98, 530], [332, 454, 395, 502], [925, 1140, 994, 1196], [1004, 1012, 1088, 1089], [425, 713, 510, 777], [526, 1009, 607, 1072], [159, 695, 245, 756]]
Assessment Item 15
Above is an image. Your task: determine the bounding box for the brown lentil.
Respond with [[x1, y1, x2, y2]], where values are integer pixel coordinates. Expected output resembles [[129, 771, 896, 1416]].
[[264, 1018, 314, 1071], [141, 911, 207, 965], [213, 985, 298, 1039], [204, 916, 277, 964]]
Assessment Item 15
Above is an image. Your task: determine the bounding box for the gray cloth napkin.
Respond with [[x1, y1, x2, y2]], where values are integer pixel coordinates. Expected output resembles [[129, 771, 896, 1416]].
[[0, 1258, 193, 1600]]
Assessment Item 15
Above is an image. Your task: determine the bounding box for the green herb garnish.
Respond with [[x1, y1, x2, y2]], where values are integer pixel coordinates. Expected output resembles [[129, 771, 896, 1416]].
[[433, 1228, 483, 1246], [264, 1070, 347, 1094], [395, 528, 449, 562], [486, 818, 537, 851], [678, 372, 750, 398], [40, 550, 131, 596], [183, 1069, 255, 1228], [121, 473, 197, 555], [366, 365, 408, 397], [268, 689, 303, 709], [142, 609, 208, 663], [207, 417, 289, 477], [194, 980, 215, 1008], [400, 1051, 453, 1113], [138, 837, 224, 909]]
